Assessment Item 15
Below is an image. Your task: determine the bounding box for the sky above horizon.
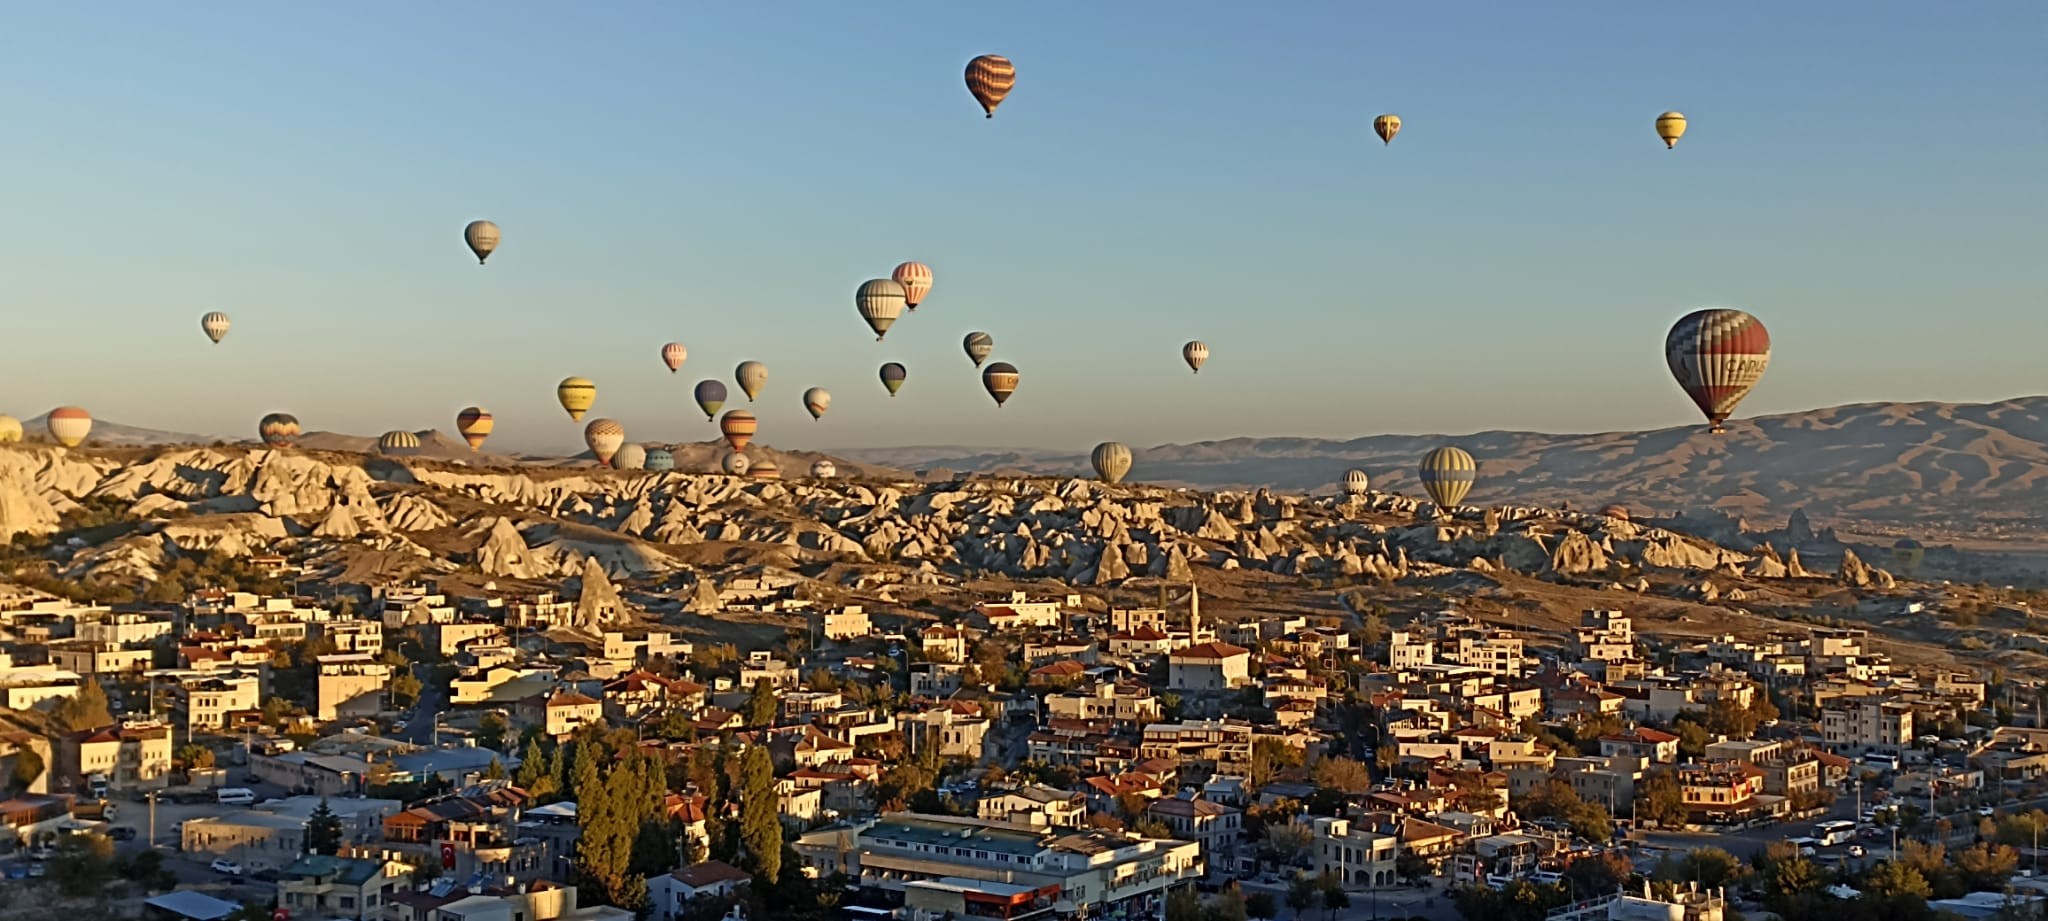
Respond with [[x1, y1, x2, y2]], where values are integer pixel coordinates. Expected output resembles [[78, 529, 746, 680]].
[[1, 3, 2043, 455]]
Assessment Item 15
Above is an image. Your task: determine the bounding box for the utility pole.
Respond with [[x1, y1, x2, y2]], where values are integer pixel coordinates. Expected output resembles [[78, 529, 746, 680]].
[[148, 791, 157, 847]]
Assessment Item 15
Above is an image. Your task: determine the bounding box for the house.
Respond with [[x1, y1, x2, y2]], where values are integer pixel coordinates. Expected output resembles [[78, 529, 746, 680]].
[[647, 861, 753, 921], [850, 813, 1202, 920], [1677, 763, 1765, 820], [1307, 816, 1401, 889], [316, 654, 393, 721], [815, 607, 872, 642], [276, 854, 406, 921], [901, 705, 989, 760], [415, 882, 632, 921], [977, 784, 1085, 828], [56, 722, 171, 792], [1168, 642, 1252, 691], [1822, 696, 1914, 753], [518, 690, 604, 739], [1599, 728, 1680, 765], [1145, 795, 1243, 872]]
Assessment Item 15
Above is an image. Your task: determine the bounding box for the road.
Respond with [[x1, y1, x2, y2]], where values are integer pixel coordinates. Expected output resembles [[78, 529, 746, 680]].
[[1638, 786, 2048, 861], [399, 671, 449, 745]]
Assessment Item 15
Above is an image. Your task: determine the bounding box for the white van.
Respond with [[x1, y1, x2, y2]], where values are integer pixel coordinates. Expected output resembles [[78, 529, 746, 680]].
[[215, 788, 257, 806]]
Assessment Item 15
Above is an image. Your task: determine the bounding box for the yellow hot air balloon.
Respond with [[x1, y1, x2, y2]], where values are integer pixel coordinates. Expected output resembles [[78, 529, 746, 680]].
[[1655, 111, 1687, 149], [965, 55, 1016, 118], [1418, 446, 1477, 512], [557, 377, 596, 421], [456, 407, 495, 451], [0, 415, 22, 444], [1374, 114, 1401, 146]]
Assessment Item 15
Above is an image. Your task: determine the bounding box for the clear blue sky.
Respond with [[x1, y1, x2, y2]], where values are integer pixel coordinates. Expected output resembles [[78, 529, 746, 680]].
[[1, 3, 2042, 454]]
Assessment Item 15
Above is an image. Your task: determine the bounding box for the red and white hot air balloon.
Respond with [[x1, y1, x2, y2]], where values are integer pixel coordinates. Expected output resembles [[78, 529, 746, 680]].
[[892, 262, 933, 310], [1665, 308, 1772, 434], [46, 407, 93, 447], [661, 342, 688, 373]]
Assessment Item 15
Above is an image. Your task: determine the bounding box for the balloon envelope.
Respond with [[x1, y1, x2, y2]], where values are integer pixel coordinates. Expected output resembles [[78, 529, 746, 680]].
[[456, 407, 494, 451], [892, 262, 933, 309], [1892, 538, 1924, 572], [645, 448, 676, 472], [963, 332, 994, 368], [856, 279, 907, 341], [661, 342, 688, 373], [1665, 308, 1770, 434], [1374, 114, 1401, 145], [1342, 469, 1370, 496], [258, 413, 301, 448], [1182, 341, 1209, 373], [965, 54, 1016, 117], [721, 452, 751, 476], [46, 407, 92, 448], [982, 362, 1019, 407], [0, 415, 21, 444], [202, 311, 231, 345], [378, 430, 422, 457], [880, 362, 908, 396], [465, 220, 500, 263], [1656, 111, 1687, 149], [720, 411, 758, 450], [803, 387, 832, 420], [810, 459, 837, 479], [694, 380, 728, 421], [584, 419, 625, 466], [1091, 442, 1133, 484], [1419, 446, 1477, 511], [614, 443, 648, 471], [736, 362, 768, 402], [558, 377, 597, 421]]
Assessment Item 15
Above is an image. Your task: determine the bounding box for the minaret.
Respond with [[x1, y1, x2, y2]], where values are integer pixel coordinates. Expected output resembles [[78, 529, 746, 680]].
[[1188, 581, 1201, 639]]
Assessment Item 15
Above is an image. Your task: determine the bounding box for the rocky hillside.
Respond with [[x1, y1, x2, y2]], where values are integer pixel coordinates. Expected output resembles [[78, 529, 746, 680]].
[[841, 398, 2048, 538]]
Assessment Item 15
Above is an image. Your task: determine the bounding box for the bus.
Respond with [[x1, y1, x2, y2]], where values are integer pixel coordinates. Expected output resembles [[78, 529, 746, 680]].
[[1815, 821, 1857, 847]]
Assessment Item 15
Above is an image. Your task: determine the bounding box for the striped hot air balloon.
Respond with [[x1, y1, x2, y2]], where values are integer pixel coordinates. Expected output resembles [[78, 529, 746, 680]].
[[749, 457, 782, 480], [0, 415, 21, 444], [1656, 111, 1688, 149], [1892, 538, 1924, 574], [963, 332, 994, 368], [1601, 504, 1633, 522], [1374, 114, 1401, 146], [1665, 308, 1771, 434], [1182, 341, 1209, 374], [614, 443, 647, 471], [720, 410, 758, 451], [584, 419, 625, 466], [981, 362, 1019, 407], [1342, 469, 1370, 497], [557, 377, 597, 421], [735, 362, 768, 402], [1419, 446, 1477, 511], [965, 54, 1016, 118], [721, 451, 751, 476], [694, 380, 727, 421], [803, 387, 832, 421], [465, 220, 500, 264], [378, 430, 422, 457], [892, 262, 933, 310], [456, 407, 494, 451], [856, 279, 907, 341], [258, 413, 301, 448], [201, 311, 232, 345], [810, 459, 837, 479], [1091, 442, 1133, 485], [661, 342, 688, 373], [880, 362, 908, 396], [46, 407, 92, 448], [645, 448, 676, 472]]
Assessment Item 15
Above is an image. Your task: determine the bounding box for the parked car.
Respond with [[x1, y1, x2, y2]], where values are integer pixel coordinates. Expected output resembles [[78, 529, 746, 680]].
[[107, 826, 137, 841], [210, 859, 242, 876], [1848, 845, 1867, 858]]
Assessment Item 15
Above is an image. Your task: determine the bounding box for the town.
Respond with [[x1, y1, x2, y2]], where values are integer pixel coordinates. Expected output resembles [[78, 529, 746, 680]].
[[4, 564, 2046, 921]]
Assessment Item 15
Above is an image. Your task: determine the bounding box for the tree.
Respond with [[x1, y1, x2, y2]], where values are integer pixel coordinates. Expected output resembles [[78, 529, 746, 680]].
[[477, 712, 509, 752], [1250, 737, 1304, 788], [1264, 823, 1313, 867], [516, 738, 557, 800], [1359, 614, 1389, 649], [1204, 887, 1249, 921], [1395, 851, 1432, 884], [1635, 770, 1686, 828], [484, 757, 507, 781], [739, 745, 782, 884], [1952, 842, 2019, 892], [1245, 892, 1278, 920], [390, 670, 424, 708], [1285, 875, 1320, 920], [1166, 887, 1204, 921], [46, 833, 115, 897], [1671, 718, 1709, 760], [307, 798, 345, 855], [1863, 860, 1931, 900], [1664, 847, 1745, 889], [745, 679, 778, 728], [1310, 756, 1372, 795], [1317, 873, 1349, 921], [52, 679, 115, 732], [1563, 852, 1631, 896], [8, 747, 45, 792]]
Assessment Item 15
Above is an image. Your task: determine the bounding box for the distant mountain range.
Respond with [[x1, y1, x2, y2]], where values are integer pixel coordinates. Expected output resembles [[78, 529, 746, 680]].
[[834, 398, 2048, 535]]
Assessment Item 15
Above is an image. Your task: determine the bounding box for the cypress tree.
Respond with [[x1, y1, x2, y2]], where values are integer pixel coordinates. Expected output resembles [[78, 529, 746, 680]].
[[739, 745, 781, 883]]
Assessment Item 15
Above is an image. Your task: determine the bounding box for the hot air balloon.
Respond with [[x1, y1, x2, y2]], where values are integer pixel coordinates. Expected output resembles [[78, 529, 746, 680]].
[[45, 407, 91, 448], [1601, 504, 1633, 522], [557, 377, 597, 421], [720, 411, 757, 450], [1665, 308, 1771, 434], [892, 262, 933, 310], [378, 430, 422, 457], [615, 443, 648, 471], [963, 332, 994, 368], [721, 451, 751, 476], [694, 380, 728, 421], [645, 448, 676, 472], [1892, 538, 1924, 574], [1418, 446, 1477, 511], [0, 416, 20, 444], [258, 413, 300, 448], [455, 407, 494, 451], [465, 220, 500, 264], [878, 362, 908, 397], [1342, 469, 1370, 497], [584, 419, 625, 466], [1091, 442, 1133, 485], [1655, 111, 1687, 149], [856, 279, 907, 341], [803, 388, 832, 421], [661, 342, 688, 373], [1182, 341, 1209, 374], [982, 362, 1019, 407], [1374, 114, 1401, 146], [965, 54, 1016, 118], [810, 459, 837, 479], [736, 362, 768, 402], [749, 457, 782, 480], [201, 311, 231, 345]]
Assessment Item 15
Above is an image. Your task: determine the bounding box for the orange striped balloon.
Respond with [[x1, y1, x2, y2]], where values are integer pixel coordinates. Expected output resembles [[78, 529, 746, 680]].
[[965, 55, 1015, 118], [720, 410, 758, 451]]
